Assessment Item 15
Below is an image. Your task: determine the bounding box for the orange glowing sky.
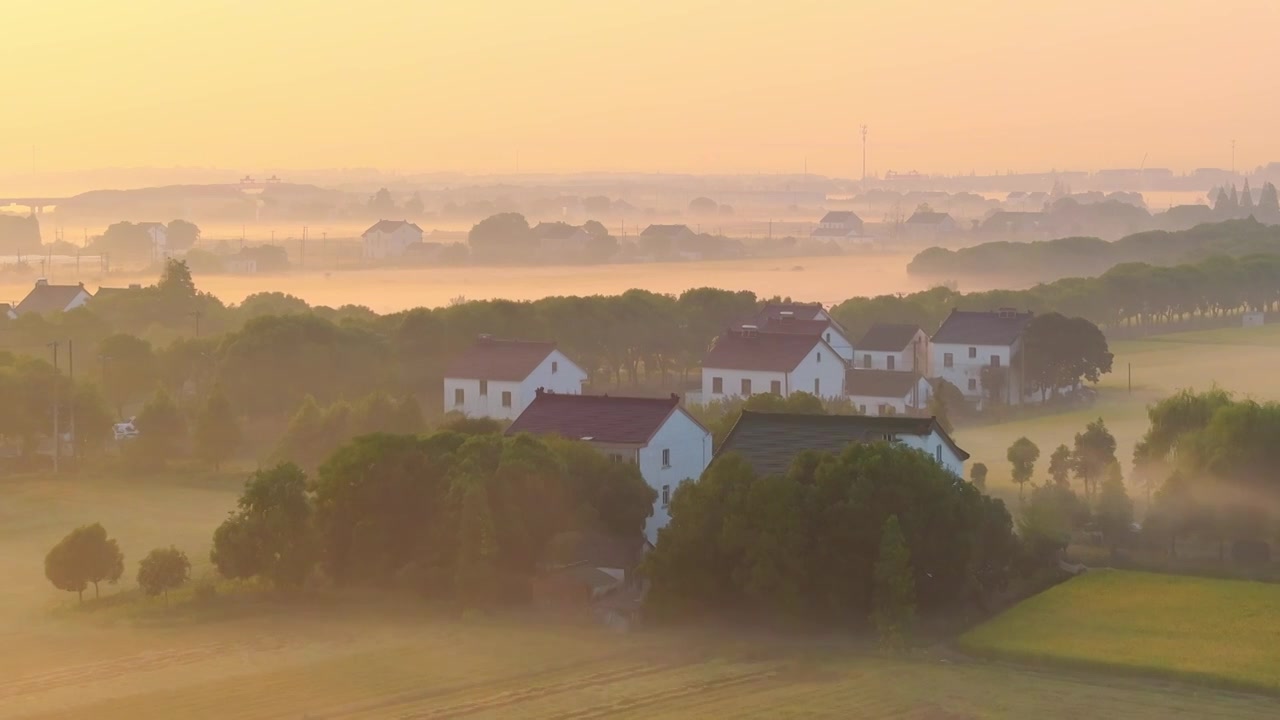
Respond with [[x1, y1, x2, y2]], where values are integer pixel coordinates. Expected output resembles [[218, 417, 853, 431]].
[[2, 0, 1277, 177]]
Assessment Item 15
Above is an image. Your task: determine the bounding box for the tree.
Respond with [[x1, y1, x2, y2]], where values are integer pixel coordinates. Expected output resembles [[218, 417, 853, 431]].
[[211, 463, 315, 589], [968, 462, 988, 490], [1258, 182, 1280, 214], [582, 219, 609, 238], [193, 388, 241, 469], [871, 515, 915, 650], [166, 220, 201, 252], [44, 523, 124, 602], [454, 481, 500, 608], [688, 197, 719, 216], [404, 192, 425, 217], [927, 390, 953, 434], [158, 258, 197, 299], [1095, 463, 1133, 557], [1073, 418, 1116, 502], [1147, 471, 1198, 558], [1022, 313, 1113, 401], [369, 187, 395, 214], [1006, 436, 1040, 500], [1047, 444, 1073, 487], [137, 547, 191, 604], [94, 222, 152, 262], [96, 333, 157, 417], [468, 212, 532, 260], [1240, 179, 1255, 210], [133, 388, 187, 467]]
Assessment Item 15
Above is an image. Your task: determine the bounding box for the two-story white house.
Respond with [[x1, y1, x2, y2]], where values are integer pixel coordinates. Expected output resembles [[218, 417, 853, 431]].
[[530, 222, 592, 258], [506, 391, 713, 544], [443, 336, 587, 420], [853, 323, 929, 373], [700, 329, 845, 402], [11, 279, 93, 317], [845, 369, 932, 417], [811, 210, 869, 247], [717, 411, 969, 478], [362, 220, 424, 261], [745, 303, 854, 362], [930, 308, 1033, 407], [138, 222, 168, 259], [902, 210, 959, 244]]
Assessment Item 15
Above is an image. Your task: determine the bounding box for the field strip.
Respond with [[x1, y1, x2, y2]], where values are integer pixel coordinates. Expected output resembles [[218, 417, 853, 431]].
[[538, 667, 780, 720]]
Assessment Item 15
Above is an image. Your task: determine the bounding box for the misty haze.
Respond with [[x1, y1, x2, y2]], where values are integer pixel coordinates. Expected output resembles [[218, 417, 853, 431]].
[[3, 2, 1280, 719]]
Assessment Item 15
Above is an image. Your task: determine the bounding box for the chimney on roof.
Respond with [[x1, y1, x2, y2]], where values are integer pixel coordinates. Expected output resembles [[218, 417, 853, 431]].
[[670, 393, 680, 401], [35, 278, 47, 286], [535, 387, 545, 396]]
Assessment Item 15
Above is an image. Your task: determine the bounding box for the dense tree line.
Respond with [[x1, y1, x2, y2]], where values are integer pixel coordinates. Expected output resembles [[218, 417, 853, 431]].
[[643, 443, 1018, 628], [907, 216, 1280, 283], [211, 432, 656, 607]]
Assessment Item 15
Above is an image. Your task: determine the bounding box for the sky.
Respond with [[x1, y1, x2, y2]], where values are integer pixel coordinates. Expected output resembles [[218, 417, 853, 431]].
[[2, 0, 1278, 178]]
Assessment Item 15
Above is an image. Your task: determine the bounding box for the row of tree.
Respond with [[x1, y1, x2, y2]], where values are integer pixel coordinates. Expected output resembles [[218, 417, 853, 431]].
[[45, 523, 190, 603]]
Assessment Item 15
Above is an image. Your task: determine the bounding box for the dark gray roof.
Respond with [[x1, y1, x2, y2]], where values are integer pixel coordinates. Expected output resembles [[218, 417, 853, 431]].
[[845, 370, 924, 399], [856, 323, 922, 352], [13, 282, 90, 316], [641, 224, 692, 237], [507, 391, 692, 445], [362, 219, 423, 236], [717, 411, 968, 477], [444, 337, 558, 381], [906, 211, 952, 225], [531, 222, 582, 240], [703, 332, 825, 372], [819, 211, 862, 225], [931, 309, 1033, 346]]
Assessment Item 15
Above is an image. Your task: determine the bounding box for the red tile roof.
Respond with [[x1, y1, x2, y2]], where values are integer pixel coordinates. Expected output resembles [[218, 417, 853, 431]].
[[734, 318, 830, 338], [506, 391, 685, 445], [444, 337, 558, 381], [856, 323, 923, 352], [702, 332, 825, 372]]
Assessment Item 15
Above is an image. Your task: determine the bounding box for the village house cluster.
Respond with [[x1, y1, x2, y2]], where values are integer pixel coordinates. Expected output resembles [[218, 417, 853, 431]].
[[439, 301, 1035, 545]]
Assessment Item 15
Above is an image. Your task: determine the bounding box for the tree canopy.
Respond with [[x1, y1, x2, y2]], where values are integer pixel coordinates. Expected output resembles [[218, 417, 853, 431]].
[[44, 523, 124, 602]]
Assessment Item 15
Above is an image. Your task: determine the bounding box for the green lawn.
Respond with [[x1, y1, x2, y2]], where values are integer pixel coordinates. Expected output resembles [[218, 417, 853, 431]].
[[960, 569, 1280, 693]]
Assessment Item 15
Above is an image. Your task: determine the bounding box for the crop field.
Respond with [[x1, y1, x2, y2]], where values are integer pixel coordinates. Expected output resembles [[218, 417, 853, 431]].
[[961, 570, 1280, 693], [954, 322, 1280, 504]]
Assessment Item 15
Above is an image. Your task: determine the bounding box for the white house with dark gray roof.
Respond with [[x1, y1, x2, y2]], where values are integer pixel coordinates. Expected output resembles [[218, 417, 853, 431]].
[[930, 308, 1032, 406], [362, 220, 424, 260], [531, 222, 592, 257], [443, 336, 586, 419], [854, 323, 928, 372], [845, 369, 932, 417], [11, 279, 93, 317], [811, 210, 869, 247], [700, 328, 845, 402], [717, 411, 968, 477]]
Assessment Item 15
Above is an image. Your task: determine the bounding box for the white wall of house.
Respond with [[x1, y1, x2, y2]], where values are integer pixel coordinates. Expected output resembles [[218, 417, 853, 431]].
[[853, 332, 929, 372], [895, 430, 966, 477], [700, 342, 845, 402], [363, 225, 423, 260], [638, 410, 712, 545], [932, 340, 1024, 406], [849, 378, 931, 417], [145, 225, 168, 255], [65, 289, 93, 312], [821, 326, 854, 362], [443, 349, 586, 419]]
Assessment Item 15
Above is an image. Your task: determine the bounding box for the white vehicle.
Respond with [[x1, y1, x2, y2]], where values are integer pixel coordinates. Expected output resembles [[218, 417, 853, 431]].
[[113, 419, 139, 441]]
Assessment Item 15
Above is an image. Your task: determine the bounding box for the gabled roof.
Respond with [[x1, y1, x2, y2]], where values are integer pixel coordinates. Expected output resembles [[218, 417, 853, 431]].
[[845, 369, 925, 399], [856, 323, 923, 352], [640, 224, 692, 237], [819, 210, 862, 225], [932, 309, 1033, 346], [12, 281, 90, 317], [906, 211, 952, 225], [735, 318, 832, 338], [0, 303, 12, 318], [531, 222, 583, 240], [362, 219, 423, 237], [981, 211, 1046, 231], [717, 410, 968, 477], [702, 332, 827, 372], [137, 221, 166, 231], [443, 337, 559, 381], [506, 391, 694, 445], [755, 302, 828, 322]]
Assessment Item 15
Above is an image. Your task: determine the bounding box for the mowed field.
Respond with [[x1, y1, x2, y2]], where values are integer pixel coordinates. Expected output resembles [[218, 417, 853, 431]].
[[954, 322, 1280, 504], [3, 473, 1279, 718], [961, 570, 1280, 693]]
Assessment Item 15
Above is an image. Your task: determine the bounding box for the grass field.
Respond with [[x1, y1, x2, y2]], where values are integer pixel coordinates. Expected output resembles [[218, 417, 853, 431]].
[[960, 570, 1280, 694], [954, 322, 1280, 505]]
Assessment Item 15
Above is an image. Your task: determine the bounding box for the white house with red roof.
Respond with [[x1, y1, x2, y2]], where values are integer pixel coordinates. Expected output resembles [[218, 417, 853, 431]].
[[362, 219, 424, 260], [443, 336, 586, 420], [743, 302, 854, 361], [700, 328, 845, 402], [506, 391, 712, 544]]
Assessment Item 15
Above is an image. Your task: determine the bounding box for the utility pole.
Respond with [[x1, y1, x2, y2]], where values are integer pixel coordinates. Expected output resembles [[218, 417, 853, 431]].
[[1231, 138, 1236, 176], [49, 341, 60, 473], [860, 124, 869, 182], [190, 310, 203, 338], [68, 339, 76, 464]]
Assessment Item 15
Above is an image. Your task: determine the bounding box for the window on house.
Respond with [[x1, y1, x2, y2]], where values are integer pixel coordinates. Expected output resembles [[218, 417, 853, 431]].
[[825, 332, 831, 342], [968, 378, 978, 391], [887, 355, 895, 371], [991, 355, 1001, 367], [935, 445, 943, 463], [501, 391, 512, 408], [770, 380, 781, 394], [858, 404, 867, 414], [741, 378, 752, 395], [943, 353, 954, 368], [882, 433, 895, 442], [814, 378, 820, 395], [552, 361, 559, 374], [712, 376, 723, 394], [968, 346, 977, 359], [884, 404, 896, 416], [863, 354, 872, 369], [661, 484, 671, 507], [454, 388, 464, 406], [610, 453, 623, 464], [479, 380, 488, 396], [817, 352, 822, 363], [662, 448, 671, 468]]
